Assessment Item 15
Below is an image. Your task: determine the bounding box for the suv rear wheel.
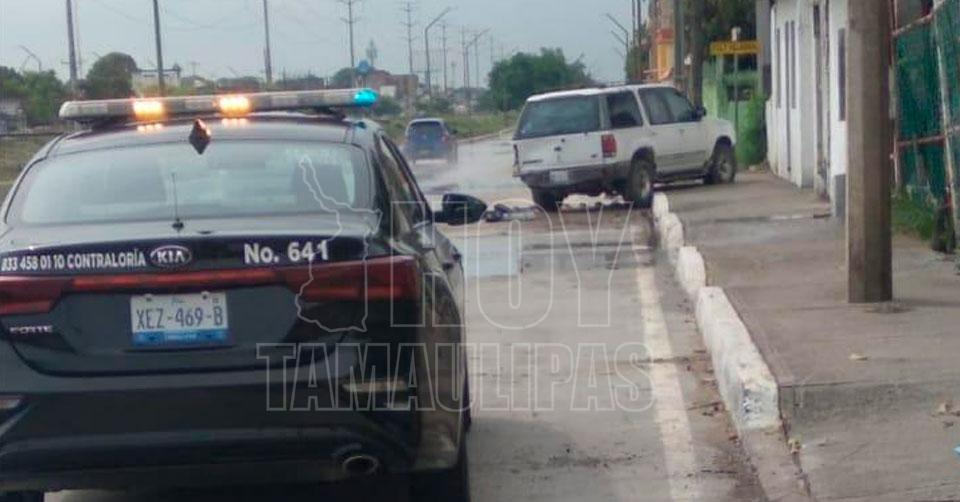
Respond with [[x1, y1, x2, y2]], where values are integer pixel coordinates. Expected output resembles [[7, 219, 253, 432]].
[[625, 158, 655, 209], [532, 189, 561, 212], [705, 143, 737, 185]]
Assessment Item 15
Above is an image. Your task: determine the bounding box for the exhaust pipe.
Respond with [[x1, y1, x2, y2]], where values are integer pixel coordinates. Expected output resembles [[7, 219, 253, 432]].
[[341, 453, 382, 477]]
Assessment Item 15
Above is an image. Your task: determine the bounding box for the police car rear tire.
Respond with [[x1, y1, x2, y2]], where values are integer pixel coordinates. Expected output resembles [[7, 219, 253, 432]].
[[0, 492, 44, 502], [411, 438, 470, 502]]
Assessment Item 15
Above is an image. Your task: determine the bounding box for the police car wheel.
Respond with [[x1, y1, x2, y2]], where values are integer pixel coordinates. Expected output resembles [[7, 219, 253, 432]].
[[0, 492, 44, 502]]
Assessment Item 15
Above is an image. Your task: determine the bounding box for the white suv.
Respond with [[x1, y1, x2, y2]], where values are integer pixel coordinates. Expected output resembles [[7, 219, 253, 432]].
[[512, 85, 737, 210]]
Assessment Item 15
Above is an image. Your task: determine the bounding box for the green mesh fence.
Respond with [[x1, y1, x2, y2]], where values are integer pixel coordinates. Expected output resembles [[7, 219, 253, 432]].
[[936, 0, 960, 125], [896, 23, 942, 141], [900, 143, 947, 205]]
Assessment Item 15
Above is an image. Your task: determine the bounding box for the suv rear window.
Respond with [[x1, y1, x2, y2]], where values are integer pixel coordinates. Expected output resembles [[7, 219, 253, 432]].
[[408, 121, 445, 139], [9, 140, 373, 225], [515, 96, 601, 140]]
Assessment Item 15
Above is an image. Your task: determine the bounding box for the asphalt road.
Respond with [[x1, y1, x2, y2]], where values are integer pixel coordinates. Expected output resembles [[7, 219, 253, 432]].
[[47, 134, 763, 502]]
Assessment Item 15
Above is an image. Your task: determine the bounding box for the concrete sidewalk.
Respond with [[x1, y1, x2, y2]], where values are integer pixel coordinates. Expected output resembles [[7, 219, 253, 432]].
[[662, 171, 960, 501]]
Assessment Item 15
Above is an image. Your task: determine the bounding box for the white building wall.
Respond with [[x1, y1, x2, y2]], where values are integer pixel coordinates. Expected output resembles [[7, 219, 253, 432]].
[[766, 0, 836, 192], [828, 0, 849, 214]]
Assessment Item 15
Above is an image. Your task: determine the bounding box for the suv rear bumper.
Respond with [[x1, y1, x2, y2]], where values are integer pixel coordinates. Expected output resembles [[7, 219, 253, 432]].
[[518, 163, 630, 191]]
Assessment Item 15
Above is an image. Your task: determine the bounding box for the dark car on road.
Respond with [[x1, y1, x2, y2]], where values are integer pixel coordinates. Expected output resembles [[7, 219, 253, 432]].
[[0, 89, 485, 501], [402, 118, 459, 165]]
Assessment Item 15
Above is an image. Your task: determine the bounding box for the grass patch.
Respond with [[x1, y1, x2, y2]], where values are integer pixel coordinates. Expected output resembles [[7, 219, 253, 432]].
[[0, 136, 52, 182], [892, 193, 937, 241]]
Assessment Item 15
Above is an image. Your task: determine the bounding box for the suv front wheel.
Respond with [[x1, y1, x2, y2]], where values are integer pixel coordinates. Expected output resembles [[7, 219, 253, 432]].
[[705, 143, 737, 185], [625, 158, 655, 209]]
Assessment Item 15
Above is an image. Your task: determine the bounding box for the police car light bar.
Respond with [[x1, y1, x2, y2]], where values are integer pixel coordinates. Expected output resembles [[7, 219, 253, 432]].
[[59, 88, 380, 122]]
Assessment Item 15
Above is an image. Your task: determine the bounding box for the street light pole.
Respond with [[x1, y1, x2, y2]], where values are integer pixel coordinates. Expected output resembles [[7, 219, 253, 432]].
[[65, 0, 78, 89], [606, 13, 631, 82], [151, 0, 165, 96], [424, 7, 453, 97], [262, 0, 273, 86]]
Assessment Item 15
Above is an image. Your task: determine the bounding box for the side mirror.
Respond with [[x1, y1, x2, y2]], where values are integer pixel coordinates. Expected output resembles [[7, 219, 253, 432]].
[[436, 193, 488, 226], [694, 106, 707, 120]]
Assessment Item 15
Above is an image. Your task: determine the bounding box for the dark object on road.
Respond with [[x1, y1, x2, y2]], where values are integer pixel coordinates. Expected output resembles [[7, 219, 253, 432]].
[[402, 118, 459, 165], [0, 90, 479, 501]]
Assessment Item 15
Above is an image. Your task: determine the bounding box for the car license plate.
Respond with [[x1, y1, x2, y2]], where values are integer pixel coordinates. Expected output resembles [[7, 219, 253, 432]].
[[550, 170, 570, 184], [130, 292, 229, 348]]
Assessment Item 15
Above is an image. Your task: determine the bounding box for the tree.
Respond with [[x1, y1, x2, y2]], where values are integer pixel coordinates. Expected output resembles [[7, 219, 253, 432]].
[[83, 53, 138, 99], [487, 48, 593, 111], [686, 0, 756, 106], [20, 71, 66, 125], [330, 68, 356, 89], [0, 67, 66, 125], [625, 22, 651, 83]]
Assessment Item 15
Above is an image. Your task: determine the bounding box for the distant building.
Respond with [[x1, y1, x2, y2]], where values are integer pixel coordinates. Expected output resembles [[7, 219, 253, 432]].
[[132, 66, 183, 94], [364, 70, 418, 100], [0, 98, 26, 133]]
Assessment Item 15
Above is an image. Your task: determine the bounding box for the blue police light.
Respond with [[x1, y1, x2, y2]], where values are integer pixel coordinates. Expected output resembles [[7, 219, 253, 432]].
[[353, 88, 379, 107]]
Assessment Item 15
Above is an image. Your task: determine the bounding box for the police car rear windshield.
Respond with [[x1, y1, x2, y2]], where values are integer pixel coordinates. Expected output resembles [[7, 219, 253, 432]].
[[8, 140, 374, 226]]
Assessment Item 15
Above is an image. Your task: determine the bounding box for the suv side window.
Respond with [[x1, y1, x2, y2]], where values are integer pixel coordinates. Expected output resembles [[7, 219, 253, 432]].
[[658, 88, 698, 123], [639, 90, 673, 125], [605, 92, 644, 129], [377, 135, 427, 226]]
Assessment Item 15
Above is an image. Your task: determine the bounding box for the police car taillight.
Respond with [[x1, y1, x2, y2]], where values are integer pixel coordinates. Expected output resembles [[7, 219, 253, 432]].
[[59, 88, 380, 122], [0, 256, 418, 317], [0, 276, 72, 316]]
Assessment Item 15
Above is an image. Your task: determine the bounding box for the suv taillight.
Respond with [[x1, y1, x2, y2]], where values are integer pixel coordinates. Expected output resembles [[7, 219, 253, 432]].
[[601, 134, 617, 158]]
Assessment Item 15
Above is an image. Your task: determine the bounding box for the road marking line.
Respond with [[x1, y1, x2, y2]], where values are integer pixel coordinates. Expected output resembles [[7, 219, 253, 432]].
[[637, 264, 701, 501]]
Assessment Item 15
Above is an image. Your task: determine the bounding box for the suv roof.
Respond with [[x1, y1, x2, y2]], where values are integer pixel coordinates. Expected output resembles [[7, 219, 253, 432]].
[[526, 84, 676, 103]]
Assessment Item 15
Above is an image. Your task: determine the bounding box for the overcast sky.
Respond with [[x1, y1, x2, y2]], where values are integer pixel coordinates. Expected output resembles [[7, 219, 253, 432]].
[[0, 0, 647, 86]]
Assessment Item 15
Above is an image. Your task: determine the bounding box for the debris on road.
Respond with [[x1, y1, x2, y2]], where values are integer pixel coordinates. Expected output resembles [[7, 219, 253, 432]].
[[484, 203, 537, 223]]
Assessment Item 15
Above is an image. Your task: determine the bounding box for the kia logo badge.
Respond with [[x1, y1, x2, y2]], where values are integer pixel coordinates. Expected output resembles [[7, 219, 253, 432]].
[[149, 245, 193, 269]]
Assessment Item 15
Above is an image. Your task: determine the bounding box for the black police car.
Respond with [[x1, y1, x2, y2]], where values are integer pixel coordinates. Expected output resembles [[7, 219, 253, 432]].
[[0, 89, 485, 501]]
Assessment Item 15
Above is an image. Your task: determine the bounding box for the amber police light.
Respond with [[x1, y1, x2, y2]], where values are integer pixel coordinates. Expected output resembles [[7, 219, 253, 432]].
[[59, 88, 380, 123]]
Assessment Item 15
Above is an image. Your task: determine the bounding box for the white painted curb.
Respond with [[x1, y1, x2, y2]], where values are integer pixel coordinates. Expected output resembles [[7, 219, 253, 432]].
[[653, 192, 811, 500], [653, 194, 780, 433], [676, 246, 707, 300], [696, 287, 780, 430]]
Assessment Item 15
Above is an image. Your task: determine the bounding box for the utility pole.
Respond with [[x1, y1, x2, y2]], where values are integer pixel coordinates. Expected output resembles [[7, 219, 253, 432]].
[[65, 0, 78, 89], [340, 0, 359, 86], [846, 0, 893, 303], [262, 0, 273, 86], [467, 29, 489, 91], [424, 7, 453, 97], [401, 2, 416, 77], [441, 23, 449, 93], [461, 28, 470, 94], [151, 0, 165, 96], [673, 0, 685, 91]]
